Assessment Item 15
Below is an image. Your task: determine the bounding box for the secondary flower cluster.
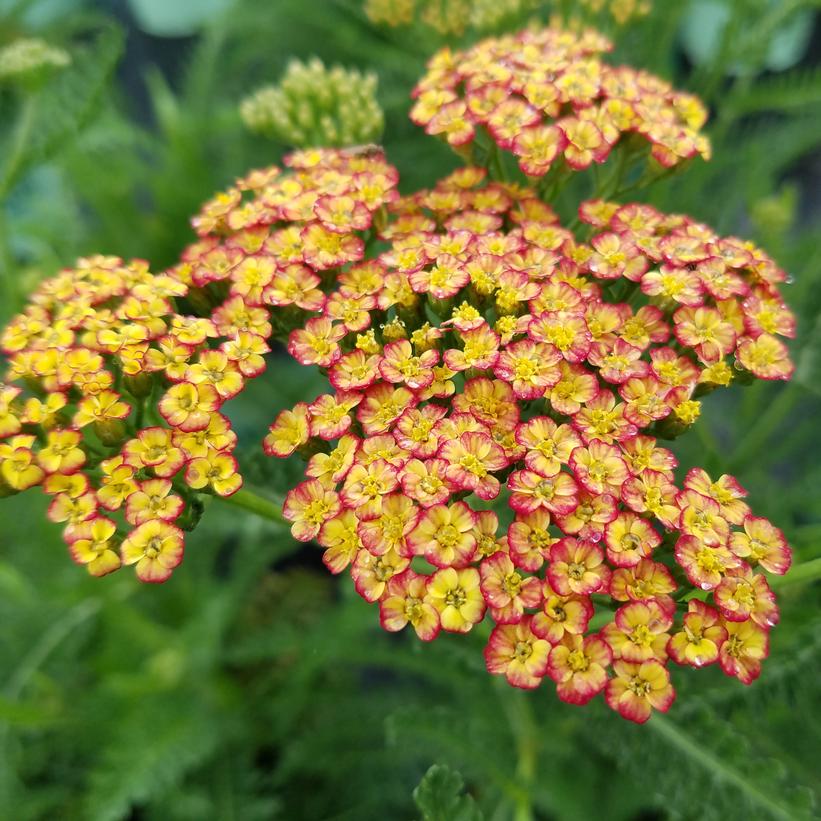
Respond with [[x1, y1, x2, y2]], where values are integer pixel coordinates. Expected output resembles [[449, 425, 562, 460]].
[[264, 163, 794, 722], [0, 256, 253, 581], [412, 27, 709, 175], [240, 58, 384, 148], [364, 0, 650, 34]]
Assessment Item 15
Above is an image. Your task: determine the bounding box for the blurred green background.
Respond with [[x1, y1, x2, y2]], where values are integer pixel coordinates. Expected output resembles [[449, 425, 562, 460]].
[[1, 1, 820, 819]]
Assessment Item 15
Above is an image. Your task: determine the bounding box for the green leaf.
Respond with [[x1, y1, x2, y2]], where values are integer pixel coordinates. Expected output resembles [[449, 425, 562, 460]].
[[413, 764, 483, 821], [83, 693, 223, 821], [585, 700, 818, 821], [680, 0, 816, 76], [1, 24, 123, 195], [727, 67, 821, 116]]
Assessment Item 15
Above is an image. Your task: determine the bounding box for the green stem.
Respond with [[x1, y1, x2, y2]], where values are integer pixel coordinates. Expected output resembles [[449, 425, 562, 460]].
[[649, 714, 794, 821], [0, 93, 38, 200], [496, 682, 537, 821], [0, 94, 38, 317], [486, 143, 507, 183], [3, 598, 101, 699], [219, 486, 287, 525], [727, 382, 801, 472]]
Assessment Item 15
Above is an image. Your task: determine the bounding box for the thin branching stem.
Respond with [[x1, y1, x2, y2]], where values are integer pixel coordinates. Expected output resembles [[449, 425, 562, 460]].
[[219, 486, 287, 525]]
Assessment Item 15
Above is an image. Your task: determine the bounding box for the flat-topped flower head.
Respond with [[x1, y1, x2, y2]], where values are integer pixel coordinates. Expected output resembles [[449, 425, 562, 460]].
[[413, 26, 710, 178]]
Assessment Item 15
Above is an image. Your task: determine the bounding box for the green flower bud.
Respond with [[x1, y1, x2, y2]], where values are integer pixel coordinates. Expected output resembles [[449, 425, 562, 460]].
[[0, 37, 70, 89], [240, 58, 384, 148]]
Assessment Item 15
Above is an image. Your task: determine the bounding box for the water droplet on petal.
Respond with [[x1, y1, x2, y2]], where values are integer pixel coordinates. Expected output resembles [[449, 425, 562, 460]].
[[700, 581, 713, 590], [692, 655, 706, 668]]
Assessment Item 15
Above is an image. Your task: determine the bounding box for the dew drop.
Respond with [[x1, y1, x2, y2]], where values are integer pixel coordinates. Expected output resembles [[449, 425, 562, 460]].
[[692, 655, 706, 668], [700, 581, 713, 590]]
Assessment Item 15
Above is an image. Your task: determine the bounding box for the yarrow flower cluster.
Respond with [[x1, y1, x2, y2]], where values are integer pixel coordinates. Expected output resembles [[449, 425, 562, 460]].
[[240, 58, 384, 148], [263, 161, 793, 722], [578, 0, 651, 26], [0, 25, 796, 723], [0, 257, 252, 581], [412, 26, 709, 175], [364, 0, 649, 35]]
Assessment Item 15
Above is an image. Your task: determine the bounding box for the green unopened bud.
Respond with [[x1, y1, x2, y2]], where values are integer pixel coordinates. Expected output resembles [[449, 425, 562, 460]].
[[123, 372, 154, 399], [0, 37, 70, 89], [364, 0, 415, 27], [750, 185, 797, 240], [94, 419, 126, 446], [240, 58, 384, 148]]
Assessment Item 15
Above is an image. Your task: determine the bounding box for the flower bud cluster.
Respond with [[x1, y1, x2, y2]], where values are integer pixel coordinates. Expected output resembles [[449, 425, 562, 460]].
[[579, 0, 651, 25], [363, 0, 649, 33], [0, 37, 70, 86], [240, 58, 384, 148], [412, 27, 709, 175]]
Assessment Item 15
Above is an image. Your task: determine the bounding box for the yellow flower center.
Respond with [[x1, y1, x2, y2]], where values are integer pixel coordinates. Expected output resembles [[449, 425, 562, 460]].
[[304, 498, 332, 525], [503, 572, 523, 597], [513, 641, 533, 663], [404, 597, 423, 622], [535, 480, 556, 501], [513, 358, 538, 380], [437, 524, 460, 550], [628, 675, 651, 697], [733, 582, 755, 607], [419, 476, 443, 495], [568, 562, 586, 580], [145, 536, 163, 559], [459, 453, 486, 478], [630, 624, 654, 647], [725, 634, 745, 658], [621, 533, 641, 551], [444, 586, 466, 609]]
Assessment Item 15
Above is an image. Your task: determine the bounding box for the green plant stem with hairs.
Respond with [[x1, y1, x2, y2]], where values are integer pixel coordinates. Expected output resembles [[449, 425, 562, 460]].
[[494, 679, 538, 821], [0, 93, 38, 311], [219, 486, 288, 525]]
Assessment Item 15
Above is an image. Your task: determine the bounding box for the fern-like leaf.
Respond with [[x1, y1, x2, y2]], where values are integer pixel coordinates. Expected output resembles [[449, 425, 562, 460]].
[[82, 693, 223, 821], [728, 67, 821, 116], [1, 25, 123, 194]]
